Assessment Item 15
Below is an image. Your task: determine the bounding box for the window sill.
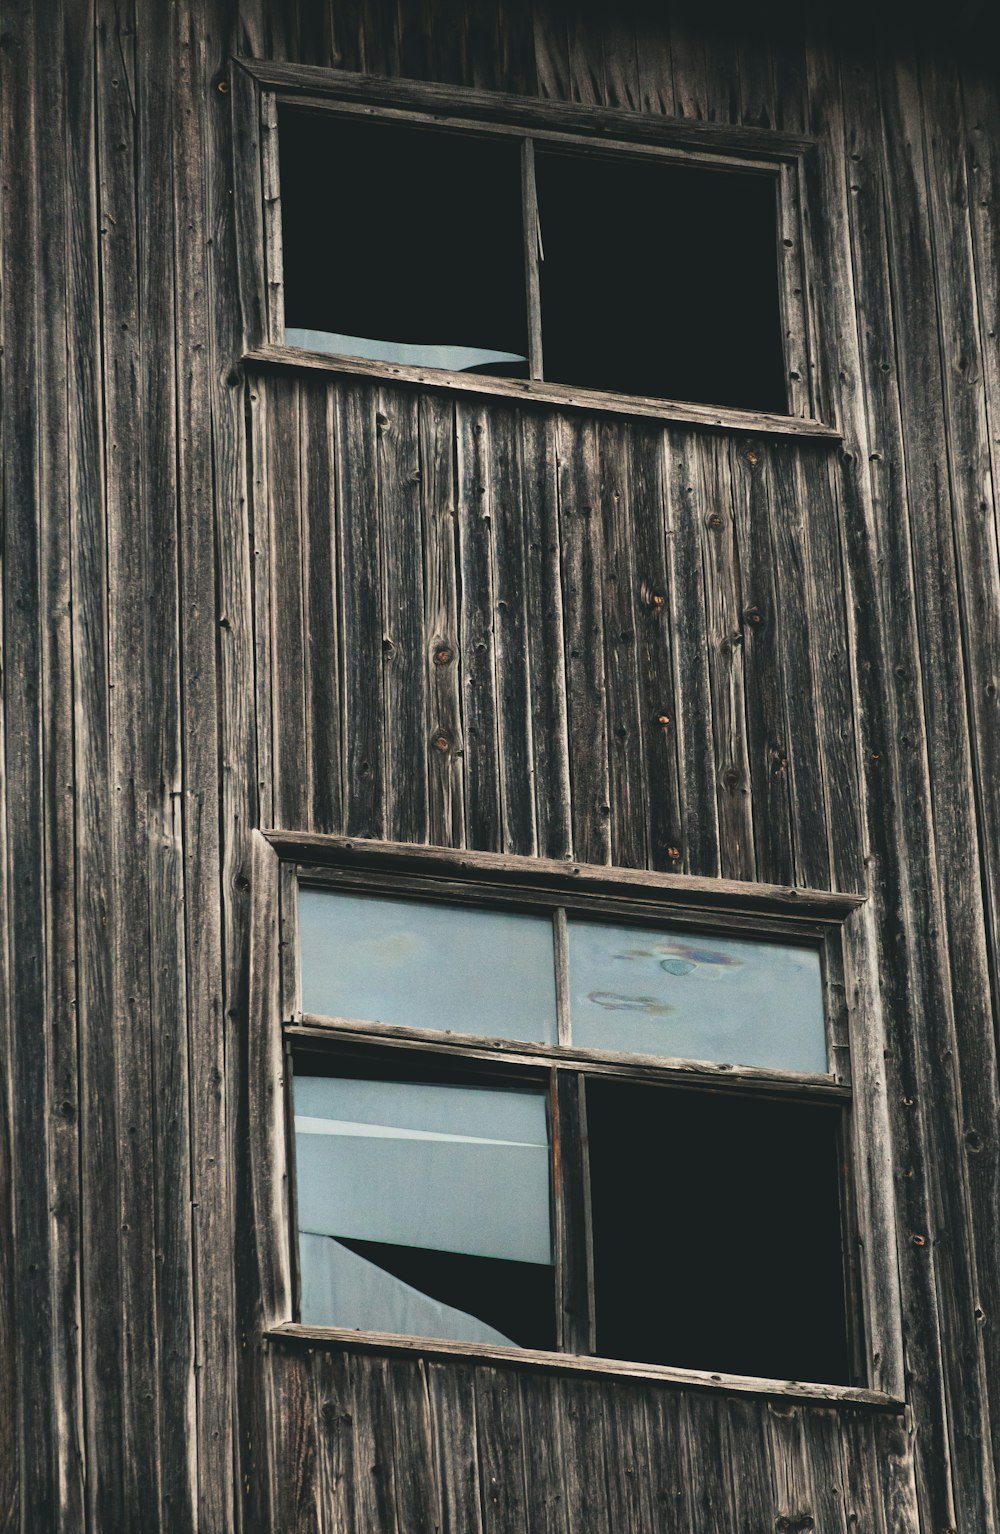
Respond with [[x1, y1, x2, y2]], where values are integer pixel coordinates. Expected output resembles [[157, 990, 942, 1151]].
[[244, 343, 842, 441], [266, 1322, 902, 1410]]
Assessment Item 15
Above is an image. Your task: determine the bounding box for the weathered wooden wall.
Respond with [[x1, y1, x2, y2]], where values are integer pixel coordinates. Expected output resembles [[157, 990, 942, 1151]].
[[1, 0, 998, 1528]]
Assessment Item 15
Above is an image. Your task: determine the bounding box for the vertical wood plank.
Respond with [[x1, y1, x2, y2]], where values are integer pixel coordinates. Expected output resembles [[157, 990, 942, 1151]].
[[389, 1359, 441, 1534], [636, 9, 675, 116], [662, 430, 720, 877], [420, 395, 466, 848], [765, 448, 832, 890], [180, 6, 245, 1526], [668, 19, 708, 121], [876, 48, 999, 1525], [301, 382, 343, 833], [137, 1, 202, 1523], [336, 384, 386, 839], [598, 419, 648, 869], [268, 376, 310, 828], [557, 416, 611, 864], [350, 1355, 400, 1532], [2, 3, 55, 1524], [521, 412, 572, 859], [378, 386, 429, 845], [270, 1349, 323, 1534], [920, 51, 1000, 1489], [428, 1361, 483, 1534], [518, 1372, 568, 1534], [95, 4, 163, 1522], [490, 407, 537, 855], [729, 439, 795, 885], [313, 1349, 358, 1534], [34, 0, 86, 1523], [475, 1366, 530, 1533], [456, 403, 503, 851], [700, 434, 755, 881], [553, 1377, 613, 1534], [532, 3, 572, 102]]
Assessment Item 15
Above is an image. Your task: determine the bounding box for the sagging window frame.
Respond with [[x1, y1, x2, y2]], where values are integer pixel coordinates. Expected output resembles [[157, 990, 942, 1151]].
[[248, 830, 904, 1410], [230, 59, 840, 442]]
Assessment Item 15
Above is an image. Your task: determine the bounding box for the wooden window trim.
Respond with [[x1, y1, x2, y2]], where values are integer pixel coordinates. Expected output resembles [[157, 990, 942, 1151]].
[[230, 60, 839, 440], [247, 831, 904, 1409]]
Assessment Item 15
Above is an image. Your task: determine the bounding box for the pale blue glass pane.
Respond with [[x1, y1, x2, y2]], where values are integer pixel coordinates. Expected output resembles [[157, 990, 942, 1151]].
[[286, 327, 527, 374], [298, 889, 558, 1044], [294, 1074, 553, 1341], [294, 1076, 552, 1263], [567, 921, 827, 1073]]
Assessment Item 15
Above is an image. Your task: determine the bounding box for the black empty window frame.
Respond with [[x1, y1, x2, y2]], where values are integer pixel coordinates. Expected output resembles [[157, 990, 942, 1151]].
[[281, 864, 865, 1389], [273, 104, 792, 414]]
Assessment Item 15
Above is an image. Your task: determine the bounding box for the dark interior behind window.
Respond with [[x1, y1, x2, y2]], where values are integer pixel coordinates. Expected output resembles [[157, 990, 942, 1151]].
[[279, 110, 529, 375], [586, 1080, 851, 1383], [534, 148, 787, 410]]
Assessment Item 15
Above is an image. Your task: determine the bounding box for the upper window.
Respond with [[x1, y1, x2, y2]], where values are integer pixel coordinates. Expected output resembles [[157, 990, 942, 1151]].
[[234, 65, 827, 428], [277, 109, 787, 413], [277, 850, 862, 1389]]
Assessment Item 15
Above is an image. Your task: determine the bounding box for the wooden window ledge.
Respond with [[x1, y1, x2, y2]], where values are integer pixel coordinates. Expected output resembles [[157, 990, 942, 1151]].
[[265, 1322, 903, 1411], [244, 343, 842, 441]]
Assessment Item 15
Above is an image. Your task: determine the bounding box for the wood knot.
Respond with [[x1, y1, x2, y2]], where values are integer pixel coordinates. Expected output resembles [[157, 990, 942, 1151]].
[[434, 646, 454, 666], [432, 733, 451, 753]]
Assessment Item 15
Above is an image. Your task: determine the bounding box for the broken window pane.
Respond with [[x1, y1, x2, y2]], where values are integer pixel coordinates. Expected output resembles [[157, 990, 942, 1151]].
[[567, 919, 826, 1072], [298, 888, 559, 1044], [279, 110, 529, 376], [586, 1079, 851, 1382], [295, 1070, 555, 1348], [533, 148, 787, 410]]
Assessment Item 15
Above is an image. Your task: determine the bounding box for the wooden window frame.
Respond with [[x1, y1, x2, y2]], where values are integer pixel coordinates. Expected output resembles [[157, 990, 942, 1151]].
[[248, 831, 904, 1410], [230, 59, 839, 441]]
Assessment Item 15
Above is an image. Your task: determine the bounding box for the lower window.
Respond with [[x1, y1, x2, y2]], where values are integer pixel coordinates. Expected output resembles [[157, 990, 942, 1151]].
[[282, 863, 860, 1388]]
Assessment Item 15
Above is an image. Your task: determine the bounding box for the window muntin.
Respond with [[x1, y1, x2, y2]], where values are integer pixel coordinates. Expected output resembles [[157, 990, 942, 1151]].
[[275, 105, 789, 414], [286, 873, 858, 1387]]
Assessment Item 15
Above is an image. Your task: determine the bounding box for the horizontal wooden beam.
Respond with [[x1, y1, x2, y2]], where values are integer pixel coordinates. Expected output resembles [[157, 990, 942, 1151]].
[[234, 58, 818, 161], [264, 831, 866, 922], [244, 344, 842, 441], [266, 1322, 903, 1411], [286, 1018, 853, 1096]]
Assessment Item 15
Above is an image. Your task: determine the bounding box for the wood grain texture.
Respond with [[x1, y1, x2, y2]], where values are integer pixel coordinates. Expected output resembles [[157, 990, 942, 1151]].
[[5, 0, 1000, 1528]]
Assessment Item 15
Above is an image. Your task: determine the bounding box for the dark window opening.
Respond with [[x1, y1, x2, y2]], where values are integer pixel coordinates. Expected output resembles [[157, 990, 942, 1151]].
[[586, 1079, 851, 1383], [279, 110, 530, 377], [534, 149, 787, 411], [276, 109, 791, 412]]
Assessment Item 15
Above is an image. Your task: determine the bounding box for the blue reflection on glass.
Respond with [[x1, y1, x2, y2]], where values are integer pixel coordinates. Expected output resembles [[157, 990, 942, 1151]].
[[567, 921, 827, 1073], [298, 889, 558, 1044]]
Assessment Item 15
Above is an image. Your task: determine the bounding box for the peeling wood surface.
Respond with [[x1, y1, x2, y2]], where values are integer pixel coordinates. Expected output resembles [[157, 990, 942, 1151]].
[[1, 0, 999, 1528]]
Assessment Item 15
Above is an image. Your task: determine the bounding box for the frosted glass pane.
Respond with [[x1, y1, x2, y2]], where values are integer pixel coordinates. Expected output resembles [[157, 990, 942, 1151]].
[[294, 1073, 554, 1345], [567, 921, 827, 1073], [294, 1076, 553, 1264], [298, 889, 558, 1044]]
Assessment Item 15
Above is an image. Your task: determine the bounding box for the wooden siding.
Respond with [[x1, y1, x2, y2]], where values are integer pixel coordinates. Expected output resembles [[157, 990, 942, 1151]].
[[0, 0, 997, 1528]]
